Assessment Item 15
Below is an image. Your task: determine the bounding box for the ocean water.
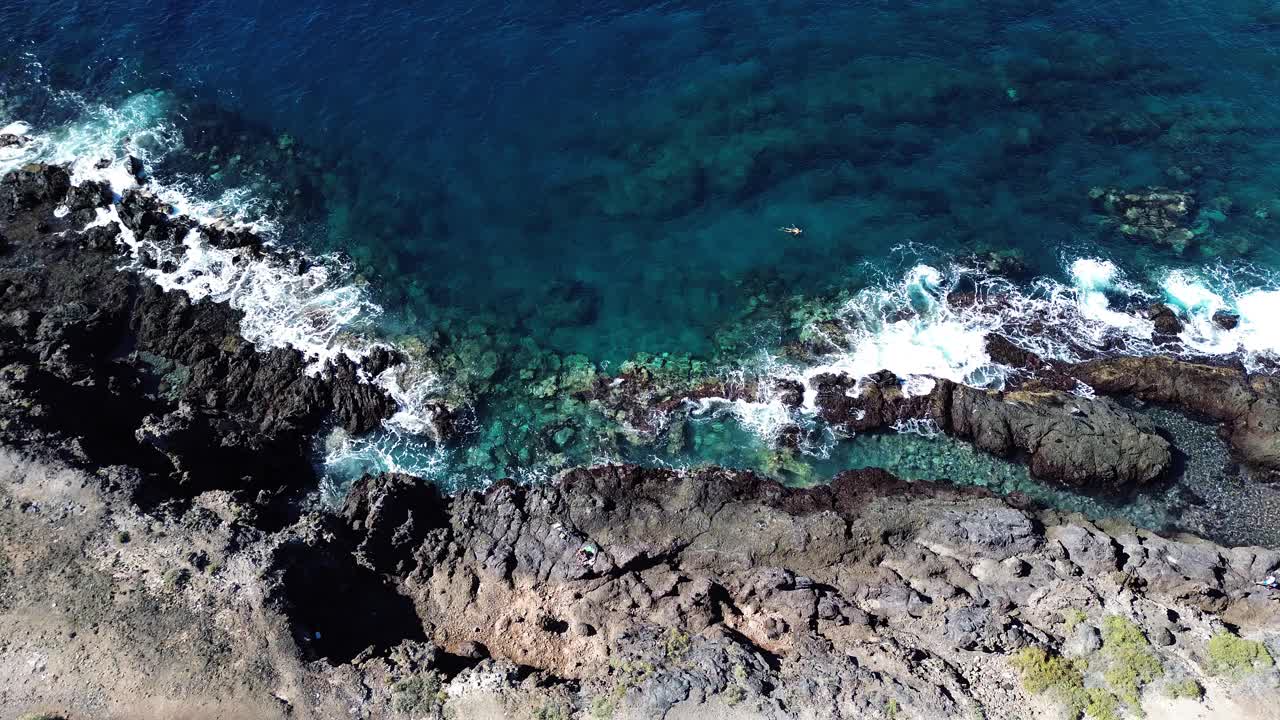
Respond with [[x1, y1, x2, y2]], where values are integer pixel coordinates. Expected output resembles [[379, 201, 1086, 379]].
[[4, 0, 1280, 543]]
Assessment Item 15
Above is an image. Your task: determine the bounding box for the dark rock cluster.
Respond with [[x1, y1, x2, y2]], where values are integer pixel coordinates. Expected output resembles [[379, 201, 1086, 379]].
[[809, 370, 1171, 489], [0, 164, 395, 521]]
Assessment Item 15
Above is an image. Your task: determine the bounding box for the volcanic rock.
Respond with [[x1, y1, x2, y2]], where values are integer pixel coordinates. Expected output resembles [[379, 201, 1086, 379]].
[[1070, 355, 1280, 477]]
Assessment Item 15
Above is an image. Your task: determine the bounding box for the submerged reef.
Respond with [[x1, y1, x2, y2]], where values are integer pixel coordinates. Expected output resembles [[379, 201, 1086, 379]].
[[1, 165, 1279, 719]]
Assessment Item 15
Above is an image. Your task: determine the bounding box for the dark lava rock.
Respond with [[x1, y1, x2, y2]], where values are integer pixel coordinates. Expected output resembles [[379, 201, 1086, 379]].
[[1213, 310, 1240, 330], [341, 473, 448, 574], [2, 164, 71, 210], [1070, 356, 1280, 478], [265, 522, 426, 664], [0, 133, 27, 148], [1147, 303, 1184, 336], [810, 370, 1171, 489], [67, 180, 113, 212], [1090, 186, 1197, 252], [0, 165, 397, 522], [127, 155, 146, 182], [985, 333, 1044, 370]]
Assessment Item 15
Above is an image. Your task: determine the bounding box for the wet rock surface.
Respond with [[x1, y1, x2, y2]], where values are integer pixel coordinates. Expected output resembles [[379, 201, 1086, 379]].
[[812, 371, 1171, 490], [1070, 355, 1280, 480]]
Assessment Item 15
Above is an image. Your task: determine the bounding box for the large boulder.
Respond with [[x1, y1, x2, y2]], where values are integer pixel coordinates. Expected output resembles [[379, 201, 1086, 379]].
[[811, 370, 1171, 489], [1071, 356, 1280, 476], [946, 384, 1170, 488]]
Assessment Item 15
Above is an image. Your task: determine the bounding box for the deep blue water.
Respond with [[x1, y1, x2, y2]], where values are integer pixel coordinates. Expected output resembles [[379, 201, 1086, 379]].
[[5, 0, 1280, 543], [7, 1, 1280, 357]]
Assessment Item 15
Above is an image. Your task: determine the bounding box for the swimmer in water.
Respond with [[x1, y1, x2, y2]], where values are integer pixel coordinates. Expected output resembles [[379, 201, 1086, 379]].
[[779, 225, 803, 236]]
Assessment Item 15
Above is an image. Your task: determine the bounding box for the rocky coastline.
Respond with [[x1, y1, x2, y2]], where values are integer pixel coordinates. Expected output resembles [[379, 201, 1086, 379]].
[[1, 164, 1278, 719]]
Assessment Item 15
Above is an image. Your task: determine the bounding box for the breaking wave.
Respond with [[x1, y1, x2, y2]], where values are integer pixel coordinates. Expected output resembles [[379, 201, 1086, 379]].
[[713, 251, 1280, 448], [3, 90, 450, 480]]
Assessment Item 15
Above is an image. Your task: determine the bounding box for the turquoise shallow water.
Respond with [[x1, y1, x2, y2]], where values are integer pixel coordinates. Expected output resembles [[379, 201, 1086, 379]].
[[4, 0, 1280, 543]]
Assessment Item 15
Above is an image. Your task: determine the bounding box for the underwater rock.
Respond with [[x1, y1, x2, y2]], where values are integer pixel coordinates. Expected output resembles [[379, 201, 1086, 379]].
[[961, 250, 1031, 279], [1089, 186, 1197, 252]]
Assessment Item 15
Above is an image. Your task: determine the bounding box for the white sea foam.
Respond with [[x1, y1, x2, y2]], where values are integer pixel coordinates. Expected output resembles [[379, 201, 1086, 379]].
[[786, 263, 1007, 412], [4, 92, 450, 481], [689, 395, 796, 444], [1066, 258, 1151, 333], [4, 91, 389, 373], [1158, 267, 1280, 370], [727, 253, 1280, 450]]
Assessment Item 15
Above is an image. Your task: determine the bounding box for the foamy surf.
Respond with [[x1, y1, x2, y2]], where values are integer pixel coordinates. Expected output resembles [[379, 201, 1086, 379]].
[[3, 91, 389, 372], [3, 90, 453, 480], [1159, 267, 1280, 370], [716, 254, 1280, 451]]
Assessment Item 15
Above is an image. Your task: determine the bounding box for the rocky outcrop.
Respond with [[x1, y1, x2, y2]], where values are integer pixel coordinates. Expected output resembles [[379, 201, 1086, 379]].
[[4, 444, 1278, 720], [1090, 186, 1197, 252], [1147, 302, 1184, 341], [0, 165, 396, 518], [1071, 355, 1280, 478], [811, 371, 1171, 489]]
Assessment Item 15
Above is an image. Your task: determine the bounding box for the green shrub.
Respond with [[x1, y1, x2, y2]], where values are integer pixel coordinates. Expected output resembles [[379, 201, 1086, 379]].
[[885, 698, 901, 718], [162, 566, 190, 591], [1099, 616, 1163, 712], [591, 659, 656, 719], [392, 671, 446, 715], [1206, 633, 1275, 678], [1063, 608, 1088, 632], [1163, 679, 1203, 701], [663, 628, 691, 659], [534, 702, 570, 720], [1084, 688, 1121, 720], [1011, 647, 1090, 717]]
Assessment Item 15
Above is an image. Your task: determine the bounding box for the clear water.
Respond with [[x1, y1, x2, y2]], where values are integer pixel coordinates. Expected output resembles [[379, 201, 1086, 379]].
[[4, 0, 1280, 543]]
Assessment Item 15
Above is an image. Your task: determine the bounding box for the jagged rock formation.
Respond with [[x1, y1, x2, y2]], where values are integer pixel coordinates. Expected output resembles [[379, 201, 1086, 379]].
[[0, 164, 395, 520], [810, 371, 1171, 489], [1071, 356, 1280, 480]]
